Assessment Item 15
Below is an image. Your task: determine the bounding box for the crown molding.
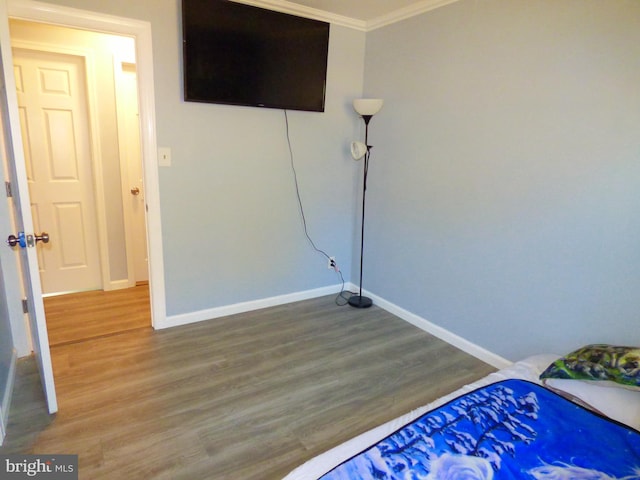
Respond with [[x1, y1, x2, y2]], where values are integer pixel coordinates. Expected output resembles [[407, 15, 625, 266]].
[[231, 0, 367, 31], [232, 0, 462, 32], [366, 0, 462, 31]]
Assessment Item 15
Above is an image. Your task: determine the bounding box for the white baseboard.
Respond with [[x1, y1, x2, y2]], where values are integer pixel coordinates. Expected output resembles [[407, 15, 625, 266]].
[[362, 288, 511, 369], [157, 281, 509, 370], [0, 349, 17, 446], [104, 278, 134, 291], [157, 284, 345, 330]]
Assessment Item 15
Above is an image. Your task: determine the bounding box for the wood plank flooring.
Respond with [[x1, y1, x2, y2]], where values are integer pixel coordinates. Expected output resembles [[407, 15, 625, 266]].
[[1, 295, 495, 479], [43, 284, 151, 346]]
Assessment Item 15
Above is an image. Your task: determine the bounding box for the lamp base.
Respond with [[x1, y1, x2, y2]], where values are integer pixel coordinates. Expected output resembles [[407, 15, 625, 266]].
[[348, 295, 372, 308]]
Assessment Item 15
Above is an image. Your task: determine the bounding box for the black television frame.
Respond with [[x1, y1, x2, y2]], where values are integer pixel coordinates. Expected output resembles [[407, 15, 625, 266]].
[[182, 0, 330, 112]]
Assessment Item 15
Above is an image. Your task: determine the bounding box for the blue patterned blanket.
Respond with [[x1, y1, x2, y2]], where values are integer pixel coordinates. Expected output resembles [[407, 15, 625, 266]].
[[320, 379, 640, 479]]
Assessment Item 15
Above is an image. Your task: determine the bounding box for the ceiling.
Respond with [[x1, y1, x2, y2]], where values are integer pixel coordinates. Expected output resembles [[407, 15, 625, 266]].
[[241, 0, 460, 30]]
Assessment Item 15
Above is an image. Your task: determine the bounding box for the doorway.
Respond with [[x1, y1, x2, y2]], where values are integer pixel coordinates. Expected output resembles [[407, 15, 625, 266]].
[[1, 0, 165, 417], [9, 19, 151, 343], [43, 286, 150, 345]]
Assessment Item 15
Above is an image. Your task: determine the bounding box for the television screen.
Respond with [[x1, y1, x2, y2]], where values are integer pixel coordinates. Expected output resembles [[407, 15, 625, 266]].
[[182, 0, 330, 112]]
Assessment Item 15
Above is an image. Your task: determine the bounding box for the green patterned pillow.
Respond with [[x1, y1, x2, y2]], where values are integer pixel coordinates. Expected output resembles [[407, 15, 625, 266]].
[[540, 344, 640, 389]]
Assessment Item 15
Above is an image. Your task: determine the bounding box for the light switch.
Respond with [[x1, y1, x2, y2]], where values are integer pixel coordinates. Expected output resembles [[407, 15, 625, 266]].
[[158, 147, 171, 167]]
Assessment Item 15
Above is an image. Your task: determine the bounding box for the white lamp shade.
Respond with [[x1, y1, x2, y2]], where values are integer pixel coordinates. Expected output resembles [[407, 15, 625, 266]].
[[353, 98, 384, 117], [351, 141, 367, 160]]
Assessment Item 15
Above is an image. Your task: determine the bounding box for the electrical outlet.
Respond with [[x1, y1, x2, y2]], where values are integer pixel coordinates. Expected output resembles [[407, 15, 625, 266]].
[[328, 256, 336, 270]]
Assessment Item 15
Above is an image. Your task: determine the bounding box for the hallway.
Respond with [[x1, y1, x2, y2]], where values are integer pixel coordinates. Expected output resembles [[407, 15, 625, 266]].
[[43, 284, 151, 346]]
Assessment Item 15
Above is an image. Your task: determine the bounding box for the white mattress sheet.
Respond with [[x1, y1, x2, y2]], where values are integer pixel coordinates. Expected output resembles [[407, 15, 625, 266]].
[[283, 354, 560, 480]]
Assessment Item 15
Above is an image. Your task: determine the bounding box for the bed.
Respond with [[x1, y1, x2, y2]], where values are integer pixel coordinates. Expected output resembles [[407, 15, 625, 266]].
[[283, 346, 640, 479]]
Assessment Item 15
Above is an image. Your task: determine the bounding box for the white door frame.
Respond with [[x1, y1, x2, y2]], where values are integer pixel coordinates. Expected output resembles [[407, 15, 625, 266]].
[[7, 0, 166, 328]]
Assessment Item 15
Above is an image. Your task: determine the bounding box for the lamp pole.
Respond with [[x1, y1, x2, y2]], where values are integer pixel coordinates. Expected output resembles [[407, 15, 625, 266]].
[[349, 98, 383, 309], [349, 114, 374, 308]]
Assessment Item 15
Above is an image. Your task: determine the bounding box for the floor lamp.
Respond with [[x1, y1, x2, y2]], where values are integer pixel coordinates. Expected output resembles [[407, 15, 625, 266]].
[[349, 98, 384, 308]]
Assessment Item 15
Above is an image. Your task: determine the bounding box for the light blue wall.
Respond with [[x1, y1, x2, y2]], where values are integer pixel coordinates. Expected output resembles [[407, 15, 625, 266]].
[[362, 0, 640, 360], [35, 0, 366, 316], [157, 25, 366, 314]]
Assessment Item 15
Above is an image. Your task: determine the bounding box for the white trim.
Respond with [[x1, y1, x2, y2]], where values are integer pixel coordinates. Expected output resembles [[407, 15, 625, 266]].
[[9, 0, 146, 32], [131, 10, 165, 330], [158, 278, 509, 370], [107, 278, 131, 291], [366, 0, 462, 31], [8, 0, 166, 329], [233, 0, 462, 31], [365, 289, 511, 369], [158, 284, 345, 330], [0, 349, 18, 446], [231, 0, 367, 31]]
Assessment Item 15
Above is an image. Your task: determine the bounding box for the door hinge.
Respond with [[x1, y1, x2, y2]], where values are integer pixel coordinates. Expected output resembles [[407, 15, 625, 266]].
[[22, 298, 28, 314], [5, 181, 12, 198]]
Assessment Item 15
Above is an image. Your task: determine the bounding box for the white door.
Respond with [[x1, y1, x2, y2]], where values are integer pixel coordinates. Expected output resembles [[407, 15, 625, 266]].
[[117, 62, 148, 283], [14, 48, 102, 295], [0, 0, 57, 414]]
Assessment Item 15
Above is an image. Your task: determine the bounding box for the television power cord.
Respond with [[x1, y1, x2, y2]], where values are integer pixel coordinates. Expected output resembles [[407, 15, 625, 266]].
[[283, 110, 353, 306]]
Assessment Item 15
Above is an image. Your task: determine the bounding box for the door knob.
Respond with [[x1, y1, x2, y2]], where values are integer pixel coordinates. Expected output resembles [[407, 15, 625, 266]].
[[35, 232, 50, 244], [7, 232, 26, 248], [130, 187, 140, 195], [7, 231, 49, 248]]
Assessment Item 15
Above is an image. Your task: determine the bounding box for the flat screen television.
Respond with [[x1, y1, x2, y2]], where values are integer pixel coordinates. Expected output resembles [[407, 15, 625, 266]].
[[182, 0, 330, 112]]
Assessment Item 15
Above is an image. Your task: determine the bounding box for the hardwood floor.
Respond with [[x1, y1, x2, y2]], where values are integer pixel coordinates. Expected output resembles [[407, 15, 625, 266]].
[[1, 295, 495, 479], [43, 284, 151, 346]]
